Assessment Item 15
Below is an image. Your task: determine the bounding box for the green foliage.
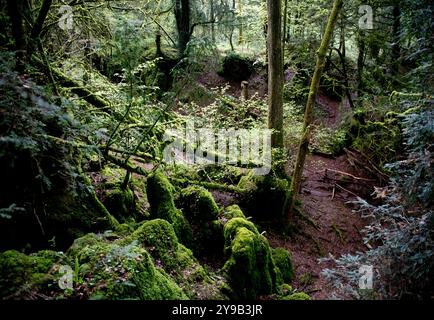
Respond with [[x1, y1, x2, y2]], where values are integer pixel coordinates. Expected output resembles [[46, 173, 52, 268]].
[[322, 104, 434, 299], [0, 61, 112, 250]]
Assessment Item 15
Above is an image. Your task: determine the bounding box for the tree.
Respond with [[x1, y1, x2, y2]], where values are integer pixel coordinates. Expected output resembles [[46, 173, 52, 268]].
[[288, 0, 343, 222], [267, 0, 284, 148], [174, 0, 191, 57]]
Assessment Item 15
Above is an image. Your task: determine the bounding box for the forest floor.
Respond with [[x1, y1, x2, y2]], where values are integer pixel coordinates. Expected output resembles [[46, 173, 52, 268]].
[[197, 66, 373, 299]]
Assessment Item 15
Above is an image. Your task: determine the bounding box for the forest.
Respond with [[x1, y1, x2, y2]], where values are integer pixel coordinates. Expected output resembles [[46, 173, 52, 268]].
[[0, 0, 433, 302]]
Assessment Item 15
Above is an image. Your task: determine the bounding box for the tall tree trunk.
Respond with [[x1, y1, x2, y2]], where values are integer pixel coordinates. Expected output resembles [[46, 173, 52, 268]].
[[267, 0, 284, 148], [288, 0, 343, 223], [174, 0, 190, 57], [6, 0, 27, 69], [357, 32, 365, 94], [28, 0, 53, 57], [391, 5, 401, 77], [237, 0, 243, 45], [210, 0, 215, 42]]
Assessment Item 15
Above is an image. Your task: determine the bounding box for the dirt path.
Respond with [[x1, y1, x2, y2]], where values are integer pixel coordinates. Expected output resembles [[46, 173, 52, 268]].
[[193, 67, 371, 299], [267, 96, 371, 299]]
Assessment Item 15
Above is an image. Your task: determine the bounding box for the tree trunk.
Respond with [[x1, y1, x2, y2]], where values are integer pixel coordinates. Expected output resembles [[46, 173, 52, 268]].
[[28, 0, 54, 57], [288, 0, 343, 223], [237, 0, 243, 45], [391, 5, 401, 77], [267, 0, 284, 148], [174, 0, 190, 57], [6, 0, 27, 69], [210, 0, 215, 42], [357, 32, 365, 94]]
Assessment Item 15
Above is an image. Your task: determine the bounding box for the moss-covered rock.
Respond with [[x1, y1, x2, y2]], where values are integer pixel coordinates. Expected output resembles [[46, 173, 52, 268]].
[[126, 219, 178, 271], [218, 53, 254, 81], [223, 205, 246, 220], [178, 186, 219, 221], [176, 186, 223, 256], [272, 247, 295, 284], [102, 187, 135, 223], [0, 249, 65, 298], [282, 292, 311, 300], [73, 241, 186, 300], [222, 217, 278, 299], [238, 173, 290, 223], [146, 171, 193, 246]]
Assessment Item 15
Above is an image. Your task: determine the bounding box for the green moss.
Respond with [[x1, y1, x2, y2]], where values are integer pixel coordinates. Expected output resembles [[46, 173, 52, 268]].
[[272, 248, 295, 284], [146, 170, 177, 221], [67, 233, 103, 258], [126, 219, 178, 271], [283, 292, 311, 300], [238, 173, 290, 223], [0, 249, 64, 298], [75, 242, 186, 300], [223, 205, 246, 220], [146, 170, 193, 247], [102, 187, 135, 223], [178, 186, 219, 221], [223, 218, 278, 299], [224, 217, 259, 252]]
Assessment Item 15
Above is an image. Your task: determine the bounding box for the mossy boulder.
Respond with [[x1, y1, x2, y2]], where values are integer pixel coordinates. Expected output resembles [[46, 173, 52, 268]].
[[223, 205, 246, 221], [0, 249, 65, 298], [177, 186, 223, 256], [238, 173, 290, 223], [126, 219, 178, 271], [223, 217, 278, 299], [282, 292, 311, 300], [178, 186, 219, 221], [272, 247, 295, 284], [102, 187, 135, 223], [218, 53, 254, 81], [72, 241, 187, 300], [146, 171, 193, 247]]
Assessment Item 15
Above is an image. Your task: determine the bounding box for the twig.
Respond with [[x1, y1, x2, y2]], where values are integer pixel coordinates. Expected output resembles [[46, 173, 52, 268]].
[[325, 168, 376, 182], [335, 183, 360, 198]]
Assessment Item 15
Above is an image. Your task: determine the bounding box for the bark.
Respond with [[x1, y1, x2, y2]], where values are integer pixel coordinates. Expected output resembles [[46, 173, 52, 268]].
[[391, 5, 401, 76], [6, 0, 27, 69], [288, 0, 343, 223], [174, 0, 191, 57], [267, 0, 284, 148]]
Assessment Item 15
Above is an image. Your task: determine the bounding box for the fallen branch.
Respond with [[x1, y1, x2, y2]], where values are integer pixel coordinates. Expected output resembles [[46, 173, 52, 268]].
[[335, 183, 360, 198], [324, 168, 376, 182]]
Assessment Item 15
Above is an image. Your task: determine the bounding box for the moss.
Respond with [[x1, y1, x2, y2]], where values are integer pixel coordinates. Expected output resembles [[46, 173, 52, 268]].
[[126, 219, 178, 271], [66, 233, 103, 258], [223, 205, 246, 220], [272, 248, 295, 284], [75, 242, 186, 300], [146, 170, 193, 247], [178, 186, 219, 222], [223, 218, 278, 299], [218, 53, 254, 81], [224, 217, 259, 252], [0, 249, 64, 298], [102, 187, 135, 223], [238, 172, 290, 224], [282, 292, 311, 300]]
